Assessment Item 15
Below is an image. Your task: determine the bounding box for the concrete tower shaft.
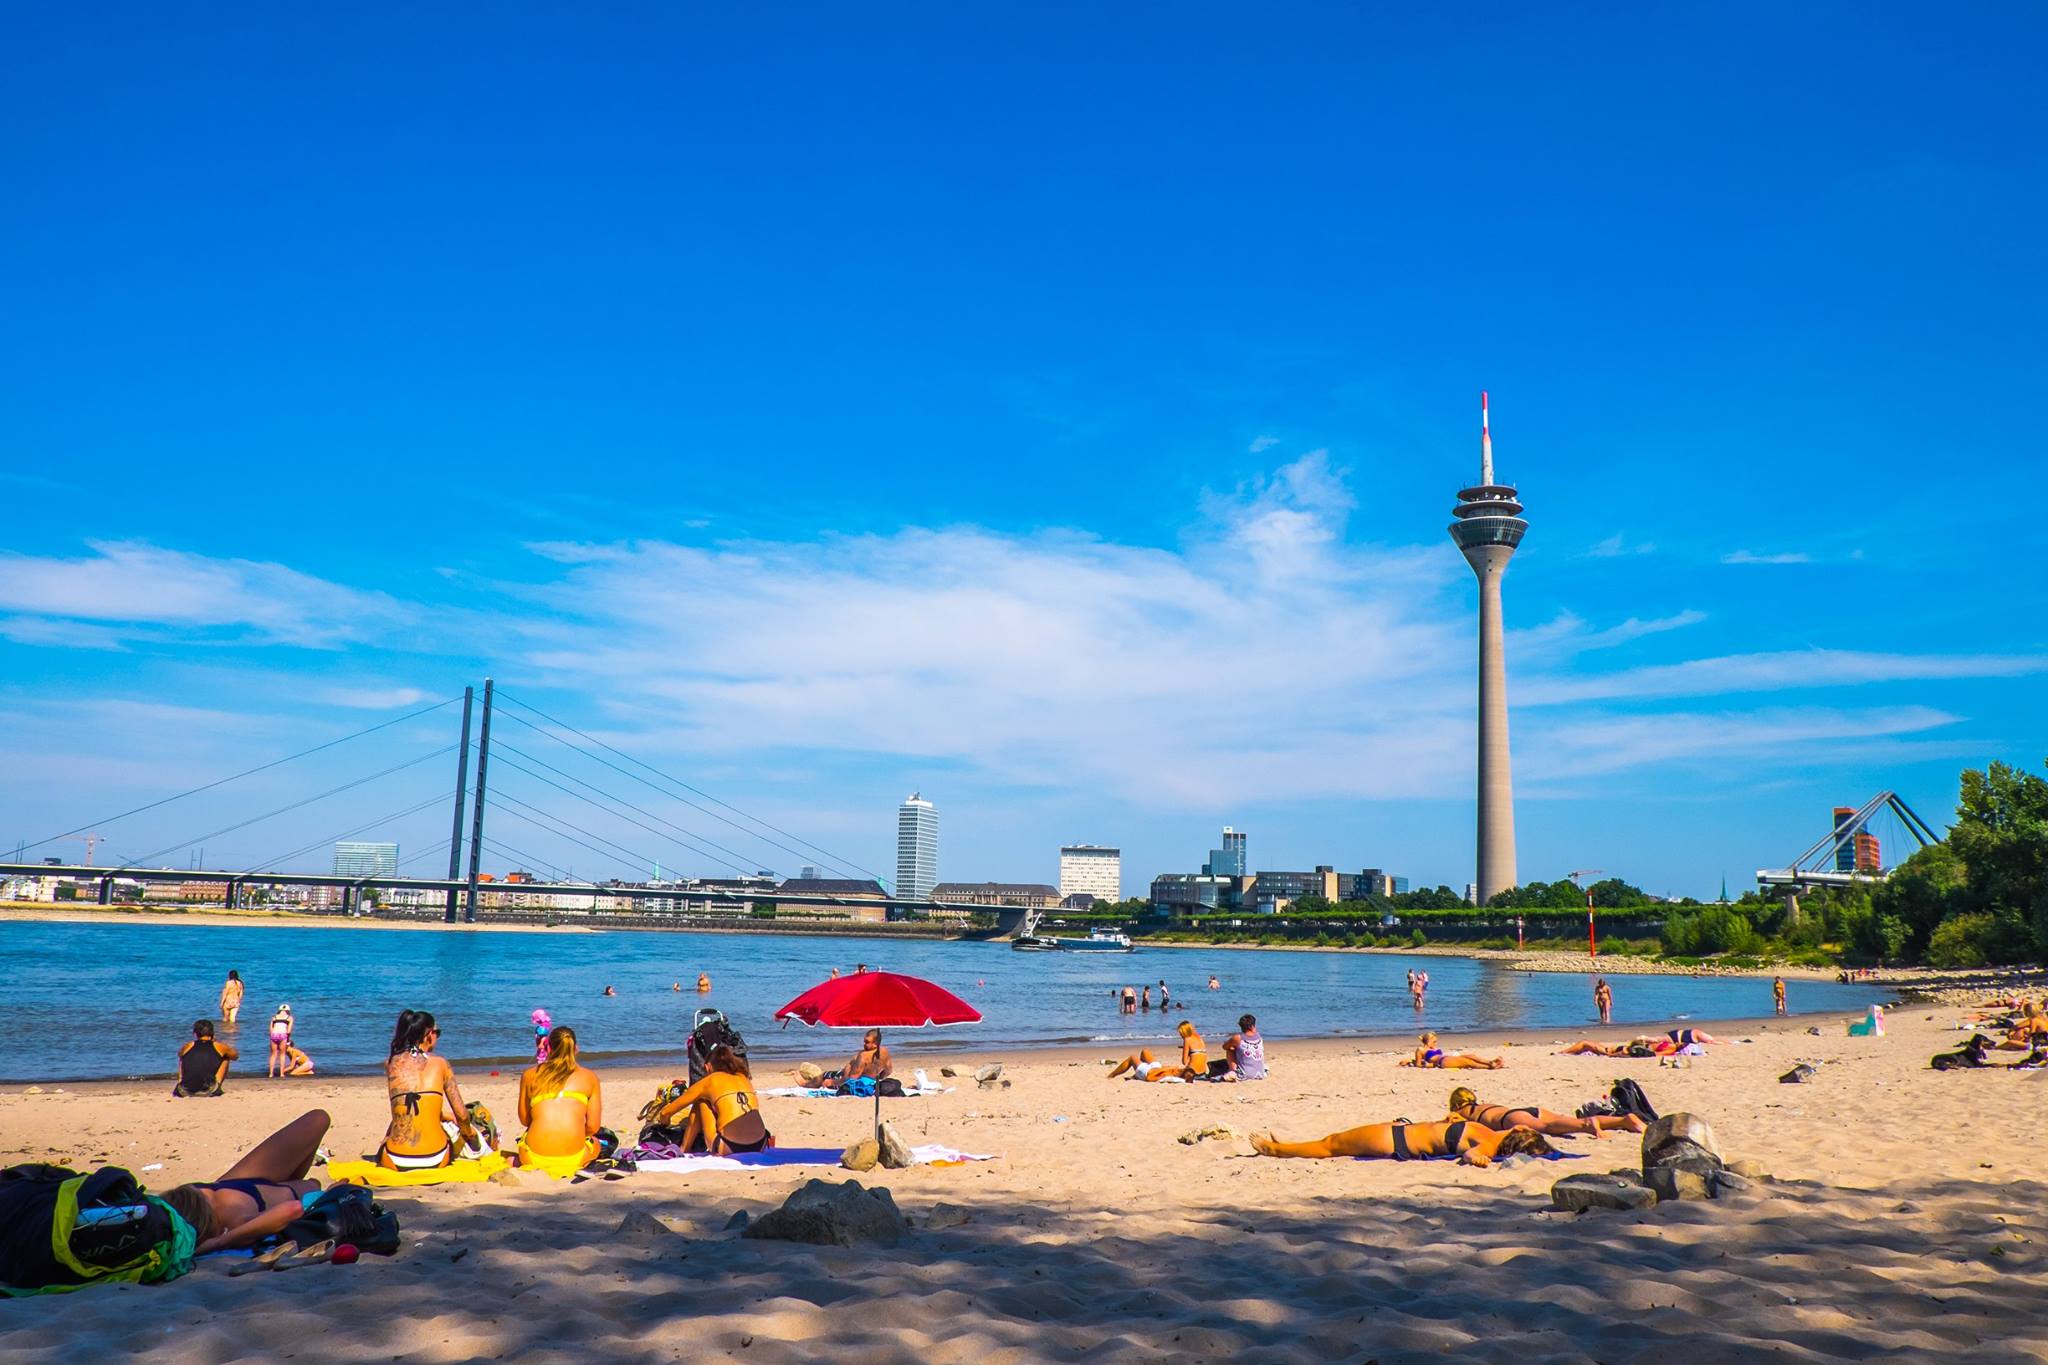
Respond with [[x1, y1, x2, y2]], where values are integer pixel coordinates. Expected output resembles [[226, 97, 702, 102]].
[[1448, 393, 1525, 906]]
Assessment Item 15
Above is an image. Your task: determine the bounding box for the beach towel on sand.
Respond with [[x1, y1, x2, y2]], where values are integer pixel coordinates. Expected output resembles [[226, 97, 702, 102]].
[[630, 1145, 994, 1174], [325, 1152, 511, 1187], [761, 1082, 950, 1100]]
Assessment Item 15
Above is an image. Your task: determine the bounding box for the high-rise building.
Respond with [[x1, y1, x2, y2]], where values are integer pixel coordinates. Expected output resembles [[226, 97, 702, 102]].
[[1059, 845, 1122, 902], [896, 793, 937, 901], [333, 841, 398, 878], [1830, 806, 1883, 874], [1449, 392, 1526, 906], [1832, 807, 1859, 873], [799, 864, 821, 881], [1203, 826, 1247, 878]]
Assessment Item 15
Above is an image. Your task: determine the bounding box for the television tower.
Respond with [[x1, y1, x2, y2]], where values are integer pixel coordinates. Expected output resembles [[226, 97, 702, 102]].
[[1448, 392, 1526, 905]]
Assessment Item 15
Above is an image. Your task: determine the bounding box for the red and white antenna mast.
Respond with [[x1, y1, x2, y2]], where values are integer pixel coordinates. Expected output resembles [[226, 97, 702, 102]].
[[1480, 390, 1494, 485]]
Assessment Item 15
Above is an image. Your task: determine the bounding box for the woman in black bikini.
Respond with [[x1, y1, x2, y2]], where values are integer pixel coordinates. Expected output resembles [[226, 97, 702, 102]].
[[159, 1109, 330, 1253], [380, 1009, 481, 1170], [1446, 1086, 1645, 1139]]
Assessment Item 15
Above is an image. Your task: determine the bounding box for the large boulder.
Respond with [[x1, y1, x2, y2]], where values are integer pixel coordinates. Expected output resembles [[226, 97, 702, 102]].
[[877, 1121, 915, 1170], [742, 1179, 909, 1248], [1552, 1172, 1657, 1213], [1645, 1166, 1713, 1203], [1642, 1113, 1724, 1179]]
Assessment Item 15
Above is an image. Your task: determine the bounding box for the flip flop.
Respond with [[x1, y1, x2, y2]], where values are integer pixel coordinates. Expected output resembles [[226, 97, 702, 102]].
[[228, 1243, 296, 1276], [271, 1237, 336, 1271]]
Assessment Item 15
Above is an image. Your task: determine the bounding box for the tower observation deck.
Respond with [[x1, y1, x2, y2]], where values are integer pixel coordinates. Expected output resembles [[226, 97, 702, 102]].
[[1448, 392, 1525, 906]]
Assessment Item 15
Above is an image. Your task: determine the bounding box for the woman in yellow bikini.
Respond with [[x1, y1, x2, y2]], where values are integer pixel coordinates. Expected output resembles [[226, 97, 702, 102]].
[[1250, 1116, 1554, 1165], [378, 1010, 482, 1170], [652, 1044, 772, 1154], [516, 1025, 604, 1176]]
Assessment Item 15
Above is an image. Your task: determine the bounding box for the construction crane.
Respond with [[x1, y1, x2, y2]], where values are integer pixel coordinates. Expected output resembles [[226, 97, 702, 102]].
[[56, 833, 102, 867]]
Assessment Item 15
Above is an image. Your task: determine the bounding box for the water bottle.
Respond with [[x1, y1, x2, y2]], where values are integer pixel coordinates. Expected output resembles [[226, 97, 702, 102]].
[[75, 1204, 149, 1230]]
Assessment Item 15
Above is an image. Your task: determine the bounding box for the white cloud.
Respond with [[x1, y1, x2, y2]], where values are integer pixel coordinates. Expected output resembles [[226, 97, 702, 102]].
[[1722, 549, 1813, 565], [0, 541, 410, 647], [1248, 435, 1280, 453], [1525, 705, 1962, 779], [315, 686, 435, 709], [1585, 533, 1655, 558], [1520, 649, 2048, 706]]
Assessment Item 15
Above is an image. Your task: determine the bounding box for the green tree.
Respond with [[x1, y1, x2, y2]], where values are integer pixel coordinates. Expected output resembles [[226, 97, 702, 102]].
[[1871, 843, 1967, 954], [1948, 760, 2048, 955], [1587, 877, 1650, 908]]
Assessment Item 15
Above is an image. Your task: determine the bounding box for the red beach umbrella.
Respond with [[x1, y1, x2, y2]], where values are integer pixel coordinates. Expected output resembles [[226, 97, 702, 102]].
[[774, 972, 981, 1138], [775, 971, 982, 1029]]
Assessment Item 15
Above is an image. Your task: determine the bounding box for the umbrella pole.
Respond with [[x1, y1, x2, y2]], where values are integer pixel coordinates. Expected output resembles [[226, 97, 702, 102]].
[[874, 1086, 883, 1143]]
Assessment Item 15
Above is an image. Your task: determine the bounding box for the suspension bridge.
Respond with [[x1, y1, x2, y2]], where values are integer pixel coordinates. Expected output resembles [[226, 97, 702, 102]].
[[1754, 789, 1945, 891], [0, 678, 991, 927]]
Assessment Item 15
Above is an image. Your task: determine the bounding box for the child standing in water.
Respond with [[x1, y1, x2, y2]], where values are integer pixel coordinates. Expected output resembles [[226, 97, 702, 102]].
[[267, 1004, 295, 1078]]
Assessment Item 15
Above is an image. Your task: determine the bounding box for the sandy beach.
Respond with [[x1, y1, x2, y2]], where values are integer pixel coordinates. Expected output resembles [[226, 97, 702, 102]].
[[2, 1005, 2044, 1362]]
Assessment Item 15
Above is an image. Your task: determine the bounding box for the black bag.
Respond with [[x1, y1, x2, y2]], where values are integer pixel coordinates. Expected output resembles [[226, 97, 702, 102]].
[[875, 1078, 906, 1098], [0, 1164, 177, 1292], [1609, 1078, 1658, 1122], [686, 1010, 749, 1086], [285, 1185, 400, 1256]]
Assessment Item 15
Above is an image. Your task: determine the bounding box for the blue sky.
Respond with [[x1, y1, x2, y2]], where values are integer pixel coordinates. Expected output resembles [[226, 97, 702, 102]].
[[2, 6, 2043, 898]]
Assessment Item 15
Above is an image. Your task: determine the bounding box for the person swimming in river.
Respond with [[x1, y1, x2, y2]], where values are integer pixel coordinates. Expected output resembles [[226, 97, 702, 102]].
[[1446, 1086, 1643, 1139], [1250, 1116, 1554, 1165], [1107, 1020, 1207, 1081], [1399, 1031, 1503, 1069]]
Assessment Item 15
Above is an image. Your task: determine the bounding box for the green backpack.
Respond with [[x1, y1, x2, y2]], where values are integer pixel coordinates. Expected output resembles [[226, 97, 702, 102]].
[[0, 1164, 196, 1295]]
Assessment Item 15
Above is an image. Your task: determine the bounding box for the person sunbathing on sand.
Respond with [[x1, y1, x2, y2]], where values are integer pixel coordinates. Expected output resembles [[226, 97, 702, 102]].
[[1558, 1037, 1662, 1058], [837, 1028, 893, 1082], [1667, 1028, 1727, 1047], [651, 1043, 772, 1153], [160, 1109, 330, 1254], [517, 1025, 604, 1175], [1447, 1085, 1644, 1139], [1108, 1020, 1208, 1081], [1250, 1117, 1553, 1165], [1399, 1031, 1503, 1069]]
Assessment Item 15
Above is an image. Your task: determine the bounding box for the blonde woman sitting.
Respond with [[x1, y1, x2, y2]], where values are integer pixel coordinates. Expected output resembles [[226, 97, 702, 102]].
[[1107, 1020, 1208, 1081], [517, 1025, 603, 1177]]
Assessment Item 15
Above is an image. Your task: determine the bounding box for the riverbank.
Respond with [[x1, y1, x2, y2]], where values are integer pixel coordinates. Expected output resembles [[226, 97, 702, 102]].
[[0, 902, 974, 940], [3, 1006, 2043, 1362]]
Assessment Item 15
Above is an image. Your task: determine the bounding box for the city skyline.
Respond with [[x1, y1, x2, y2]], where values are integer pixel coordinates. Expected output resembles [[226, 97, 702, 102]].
[[1, 9, 2043, 898]]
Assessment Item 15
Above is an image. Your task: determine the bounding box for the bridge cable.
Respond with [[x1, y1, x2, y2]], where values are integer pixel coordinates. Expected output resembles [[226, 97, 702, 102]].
[[491, 691, 886, 883], [15, 694, 461, 855], [489, 745, 761, 878], [485, 791, 665, 879], [239, 789, 458, 876], [121, 746, 456, 871]]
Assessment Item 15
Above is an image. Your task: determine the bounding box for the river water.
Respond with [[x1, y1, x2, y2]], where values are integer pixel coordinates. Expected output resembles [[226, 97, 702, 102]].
[[2, 919, 1881, 1081]]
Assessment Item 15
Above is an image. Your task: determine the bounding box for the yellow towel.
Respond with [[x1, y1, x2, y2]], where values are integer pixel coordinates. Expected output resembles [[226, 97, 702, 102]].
[[516, 1138, 597, 1179], [325, 1151, 510, 1187]]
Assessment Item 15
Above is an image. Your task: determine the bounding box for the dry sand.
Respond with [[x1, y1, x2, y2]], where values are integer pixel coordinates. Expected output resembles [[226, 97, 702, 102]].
[[2, 1009, 2044, 1363]]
